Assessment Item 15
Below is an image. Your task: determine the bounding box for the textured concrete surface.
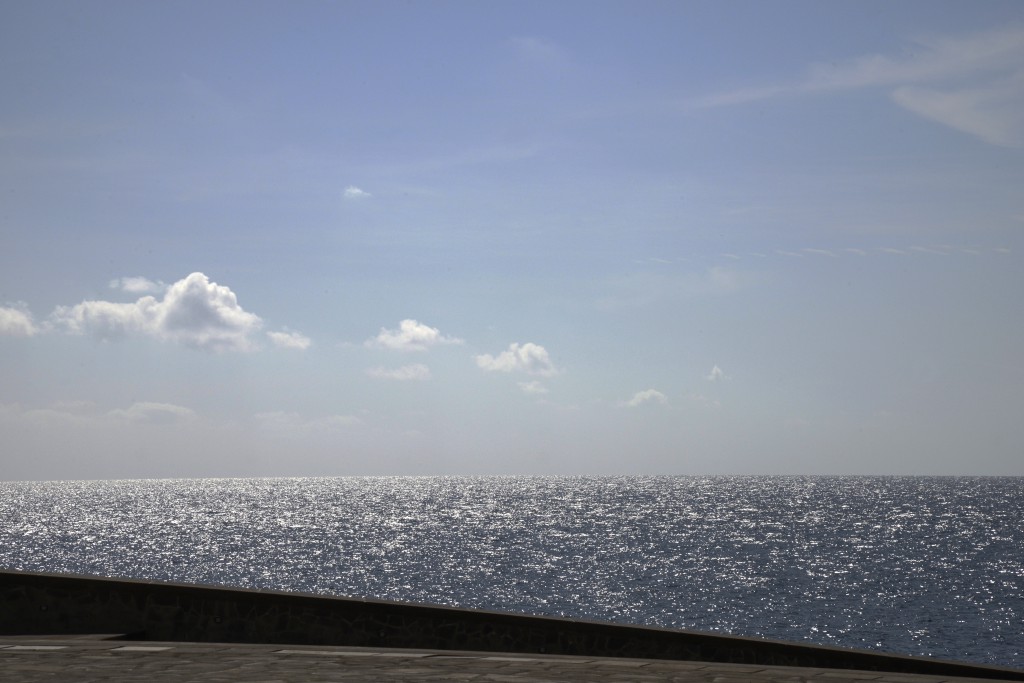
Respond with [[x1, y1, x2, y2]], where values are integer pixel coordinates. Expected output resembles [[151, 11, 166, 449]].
[[1, 637, 1020, 683]]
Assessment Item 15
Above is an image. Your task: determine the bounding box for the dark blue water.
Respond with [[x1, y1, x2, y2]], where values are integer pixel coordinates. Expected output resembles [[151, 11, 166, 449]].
[[1, 476, 1021, 667]]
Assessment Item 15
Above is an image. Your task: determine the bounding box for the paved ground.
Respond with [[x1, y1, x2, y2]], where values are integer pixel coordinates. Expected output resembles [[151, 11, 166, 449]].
[[1, 637, 1020, 683]]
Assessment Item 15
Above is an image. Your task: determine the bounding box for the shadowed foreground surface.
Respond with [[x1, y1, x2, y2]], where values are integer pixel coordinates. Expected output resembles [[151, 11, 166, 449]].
[[2, 636, 1022, 683], [3, 571, 1023, 681]]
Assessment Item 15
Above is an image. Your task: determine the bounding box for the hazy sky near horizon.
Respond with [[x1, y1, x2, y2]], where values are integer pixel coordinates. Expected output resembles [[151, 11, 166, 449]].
[[2, 1, 1022, 480]]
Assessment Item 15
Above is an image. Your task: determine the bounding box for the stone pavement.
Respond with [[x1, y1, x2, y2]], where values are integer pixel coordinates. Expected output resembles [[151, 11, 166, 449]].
[[1, 637, 1019, 683]]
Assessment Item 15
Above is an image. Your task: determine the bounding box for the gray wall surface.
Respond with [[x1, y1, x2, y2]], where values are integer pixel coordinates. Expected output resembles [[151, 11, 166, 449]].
[[1, 570, 1021, 680]]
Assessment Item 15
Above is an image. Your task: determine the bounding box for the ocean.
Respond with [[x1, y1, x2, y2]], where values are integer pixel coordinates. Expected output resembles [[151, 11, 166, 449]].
[[0, 476, 1020, 667]]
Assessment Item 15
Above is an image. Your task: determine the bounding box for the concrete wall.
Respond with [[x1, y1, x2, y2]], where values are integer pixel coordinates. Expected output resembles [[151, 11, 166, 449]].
[[1, 570, 1021, 680]]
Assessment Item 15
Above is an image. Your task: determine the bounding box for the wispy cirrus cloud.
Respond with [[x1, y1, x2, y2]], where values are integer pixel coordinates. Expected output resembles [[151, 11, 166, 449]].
[[802, 248, 836, 257], [700, 243, 1009, 264], [892, 70, 1024, 147], [691, 25, 1024, 147]]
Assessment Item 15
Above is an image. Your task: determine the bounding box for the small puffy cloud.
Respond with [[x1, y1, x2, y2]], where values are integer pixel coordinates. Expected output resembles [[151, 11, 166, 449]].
[[365, 364, 432, 381], [51, 272, 263, 352], [623, 389, 668, 408], [107, 402, 197, 425], [475, 342, 559, 377], [343, 186, 371, 199], [109, 276, 165, 294], [707, 365, 727, 382], [518, 380, 549, 395], [367, 319, 463, 352], [268, 330, 312, 350], [0, 305, 38, 337]]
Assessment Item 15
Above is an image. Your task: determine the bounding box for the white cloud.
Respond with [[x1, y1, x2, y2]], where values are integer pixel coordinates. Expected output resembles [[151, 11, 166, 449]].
[[475, 342, 559, 377], [4, 400, 196, 426], [365, 364, 432, 381], [0, 305, 38, 337], [0, 402, 89, 427], [109, 276, 165, 294], [107, 402, 196, 425], [367, 319, 463, 352], [343, 186, 371, 199], [51, 272, 263, 352], [518, 380, 549, 395], [268, 330, 312, 350], [623, 389, 668, 408], [707, 365, 727, 382], [891, 71, 1024, 148], [693, 25, 1024, 146], [910, 245, 950, 255], [699, 26, 1024, 104]]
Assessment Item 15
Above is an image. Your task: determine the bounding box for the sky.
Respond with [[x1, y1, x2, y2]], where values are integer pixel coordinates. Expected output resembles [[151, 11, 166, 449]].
[[1, 1, 1023, 480]]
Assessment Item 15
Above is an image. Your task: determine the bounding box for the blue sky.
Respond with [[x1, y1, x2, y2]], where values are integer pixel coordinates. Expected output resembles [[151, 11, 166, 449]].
[[2, 1, 1022, 479]]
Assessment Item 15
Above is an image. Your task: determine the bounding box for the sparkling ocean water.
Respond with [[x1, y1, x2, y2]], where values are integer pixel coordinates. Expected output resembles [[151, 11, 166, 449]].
[[1, 476, 1021, 668]]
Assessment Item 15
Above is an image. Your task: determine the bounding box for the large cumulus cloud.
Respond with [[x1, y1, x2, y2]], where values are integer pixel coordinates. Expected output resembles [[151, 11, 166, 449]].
[[51, 272, 264, 352]]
